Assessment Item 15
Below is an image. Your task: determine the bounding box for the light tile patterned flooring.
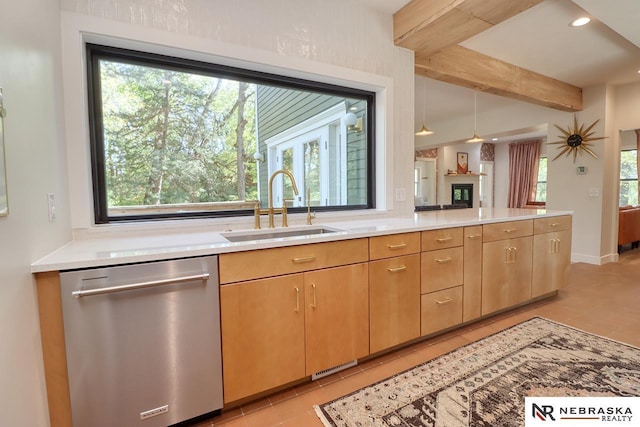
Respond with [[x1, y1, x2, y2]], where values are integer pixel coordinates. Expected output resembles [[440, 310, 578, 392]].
[[198, 251, 640, 426]]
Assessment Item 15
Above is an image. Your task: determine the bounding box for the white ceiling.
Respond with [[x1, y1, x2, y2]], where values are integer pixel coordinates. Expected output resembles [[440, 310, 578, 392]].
[[357, 0, 640, 141]]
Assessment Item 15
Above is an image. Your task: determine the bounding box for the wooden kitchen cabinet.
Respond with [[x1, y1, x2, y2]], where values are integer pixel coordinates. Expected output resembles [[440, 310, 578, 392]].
[[369, 254, 421, 353], [219, 238, 368, 283], [421, 286, 463, 336], [220, 274, 306, 403], [482, 235, 533, 315], [463, 225, 483, 322], [420, 227, 464, 336], [532, 216, 572, 297], [219, 239, 369, 402], [305, 263, 369, 375]]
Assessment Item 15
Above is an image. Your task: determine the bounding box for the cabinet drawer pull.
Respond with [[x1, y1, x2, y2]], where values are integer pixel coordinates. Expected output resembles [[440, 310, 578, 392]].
[[292, 256, 316, 264], [294, 287, 300, 312], [387, 243, 407, 249], [435, 257, 453, 264], [435, 297, 452, 305], [387, 265, 407, 273], [311, 283, 317, 308], [504, 228, 517, 233], [436, 237, 453, 243], [466, 234, 481, 239], [549, 222, 561, 227]]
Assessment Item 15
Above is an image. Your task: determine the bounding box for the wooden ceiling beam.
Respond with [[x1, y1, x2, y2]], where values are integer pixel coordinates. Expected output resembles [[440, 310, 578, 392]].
[[415, 45, 583, 112], [394, 0, 544, 56], [394, 0, 583, 112]]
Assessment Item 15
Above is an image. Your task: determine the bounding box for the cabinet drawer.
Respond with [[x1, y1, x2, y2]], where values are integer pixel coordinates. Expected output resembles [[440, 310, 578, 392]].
[[369, 232, 420, 260], [421, 246, 463, 293], [483, 220, 533, 242], [534, 215, 572, 234], [219, 238, 368, 283], [421, 227, 463, 251], [421, 286, 463, 336]]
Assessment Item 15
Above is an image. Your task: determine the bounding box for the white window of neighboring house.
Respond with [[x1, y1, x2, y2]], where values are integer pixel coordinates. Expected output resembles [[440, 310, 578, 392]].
[[266, 104, 346, 208]]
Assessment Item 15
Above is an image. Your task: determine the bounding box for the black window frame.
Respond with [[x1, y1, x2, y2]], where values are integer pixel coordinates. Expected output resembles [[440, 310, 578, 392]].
[[86, 43, 376, 224]]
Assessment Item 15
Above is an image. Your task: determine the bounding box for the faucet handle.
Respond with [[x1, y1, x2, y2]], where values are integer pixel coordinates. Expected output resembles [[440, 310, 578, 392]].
[[253, 200, 262, 229]]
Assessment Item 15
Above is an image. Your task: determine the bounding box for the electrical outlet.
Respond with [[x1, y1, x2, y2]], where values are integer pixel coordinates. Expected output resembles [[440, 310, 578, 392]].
[[395, 188, 406, 202], [47, 193, 56, 222]]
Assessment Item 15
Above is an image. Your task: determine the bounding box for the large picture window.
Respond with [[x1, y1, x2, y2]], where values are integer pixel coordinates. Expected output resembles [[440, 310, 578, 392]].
[[87, 44, 374, 223]]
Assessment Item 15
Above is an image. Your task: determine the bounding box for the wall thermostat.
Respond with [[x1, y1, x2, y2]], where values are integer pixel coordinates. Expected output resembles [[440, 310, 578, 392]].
[[576, 166, 587, 175]]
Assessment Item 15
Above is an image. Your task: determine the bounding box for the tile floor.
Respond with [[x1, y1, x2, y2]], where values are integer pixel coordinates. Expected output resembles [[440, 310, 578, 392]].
[[197, 251, 640, 426]]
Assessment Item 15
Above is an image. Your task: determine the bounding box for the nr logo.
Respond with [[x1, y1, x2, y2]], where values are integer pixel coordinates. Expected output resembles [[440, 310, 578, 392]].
[[532, 403, 556, 421]]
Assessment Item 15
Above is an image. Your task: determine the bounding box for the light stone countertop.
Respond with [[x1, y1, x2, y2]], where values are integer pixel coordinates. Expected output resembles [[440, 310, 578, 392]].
[[31, 208, 572, 273]]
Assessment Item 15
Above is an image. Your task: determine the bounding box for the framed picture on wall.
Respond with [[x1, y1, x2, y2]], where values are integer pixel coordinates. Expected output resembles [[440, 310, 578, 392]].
[[457, 152, 468, 174]]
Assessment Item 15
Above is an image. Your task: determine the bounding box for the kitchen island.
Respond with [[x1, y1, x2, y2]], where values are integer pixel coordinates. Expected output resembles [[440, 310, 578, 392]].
[[32, 208, 572, 423]]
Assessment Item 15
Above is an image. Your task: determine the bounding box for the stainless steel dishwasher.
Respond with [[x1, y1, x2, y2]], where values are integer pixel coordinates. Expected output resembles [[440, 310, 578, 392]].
[[60, 256, 223, 427]]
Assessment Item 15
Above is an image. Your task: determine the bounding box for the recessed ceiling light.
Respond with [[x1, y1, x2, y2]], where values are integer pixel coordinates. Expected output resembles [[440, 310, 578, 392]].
[[570, 17, 591, 27], [492, 138, 498, 141]]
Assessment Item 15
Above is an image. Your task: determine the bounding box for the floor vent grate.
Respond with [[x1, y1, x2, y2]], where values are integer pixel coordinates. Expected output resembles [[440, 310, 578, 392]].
[[311, 360, 357, 381]]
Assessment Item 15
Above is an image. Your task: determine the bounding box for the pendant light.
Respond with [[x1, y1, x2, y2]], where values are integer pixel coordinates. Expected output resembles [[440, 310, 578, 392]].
[[466, 92, 484, 143], [415, 80, 434, 136]]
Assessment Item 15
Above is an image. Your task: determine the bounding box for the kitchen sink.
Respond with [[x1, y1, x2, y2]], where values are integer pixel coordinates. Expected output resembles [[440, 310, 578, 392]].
[[222, 226, 343, 242]]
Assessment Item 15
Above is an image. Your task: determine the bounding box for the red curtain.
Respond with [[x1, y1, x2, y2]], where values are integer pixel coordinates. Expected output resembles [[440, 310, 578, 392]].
[[508, 139, 542, 208]]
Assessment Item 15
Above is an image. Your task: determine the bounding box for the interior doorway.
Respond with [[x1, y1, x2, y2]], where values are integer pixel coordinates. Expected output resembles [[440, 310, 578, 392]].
[[414, 158, 437, 206]]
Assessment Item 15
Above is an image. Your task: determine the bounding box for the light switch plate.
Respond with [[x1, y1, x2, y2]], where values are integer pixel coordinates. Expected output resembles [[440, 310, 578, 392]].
[[47, 193, 56, 222]]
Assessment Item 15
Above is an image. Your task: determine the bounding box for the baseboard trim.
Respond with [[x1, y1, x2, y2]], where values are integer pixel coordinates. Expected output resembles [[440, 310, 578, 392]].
[[571, 252, 618, 265]]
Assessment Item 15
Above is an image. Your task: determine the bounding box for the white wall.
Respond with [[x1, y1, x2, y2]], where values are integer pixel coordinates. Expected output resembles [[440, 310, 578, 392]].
[[0, 0, 71, 426], [60, 0, 416, 233]]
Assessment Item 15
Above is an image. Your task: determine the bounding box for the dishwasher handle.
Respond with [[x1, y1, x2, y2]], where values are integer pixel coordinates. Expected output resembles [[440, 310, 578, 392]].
[[71, 273, 210, 299]]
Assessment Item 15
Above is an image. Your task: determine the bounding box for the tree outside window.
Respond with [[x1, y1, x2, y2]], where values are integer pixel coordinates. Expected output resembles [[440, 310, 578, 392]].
[[88, 44, 373, 223], [535, 157, 547, 203], [620, 149, 638, 206]]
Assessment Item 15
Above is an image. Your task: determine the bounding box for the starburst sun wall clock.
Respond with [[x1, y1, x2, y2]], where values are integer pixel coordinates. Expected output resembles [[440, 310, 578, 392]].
[[550, 115, 607, 162]]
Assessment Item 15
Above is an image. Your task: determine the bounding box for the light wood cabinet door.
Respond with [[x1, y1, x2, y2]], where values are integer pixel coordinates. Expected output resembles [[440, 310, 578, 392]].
[[482, 236, 533, 315], [305, 263, 369, 376], [421, 227, 463, 251], [421, 246, 463, 293], [463, 226, 483, 322], [220, 274, 305, 403], [219, 238, 368, 283], [421, 286, 463, 336], [532, 229, 571, 297], [369, 254, 421, 354], [369, 232, 420, 260]]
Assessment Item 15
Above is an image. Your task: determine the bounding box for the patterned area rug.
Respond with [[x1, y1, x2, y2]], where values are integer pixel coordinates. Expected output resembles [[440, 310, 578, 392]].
[[314, 317, 640, 427]]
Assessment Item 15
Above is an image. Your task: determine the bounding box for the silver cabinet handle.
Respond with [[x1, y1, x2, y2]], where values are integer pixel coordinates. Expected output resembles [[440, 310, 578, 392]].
[[295, 287, 300, 312], [436, 237, 453, 243], [72, 273, 210, 298], [466, 234, 481, 239], [435, 257, 453, 264], [387, 265, 407, 273], [435, 297, 452, 305]]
